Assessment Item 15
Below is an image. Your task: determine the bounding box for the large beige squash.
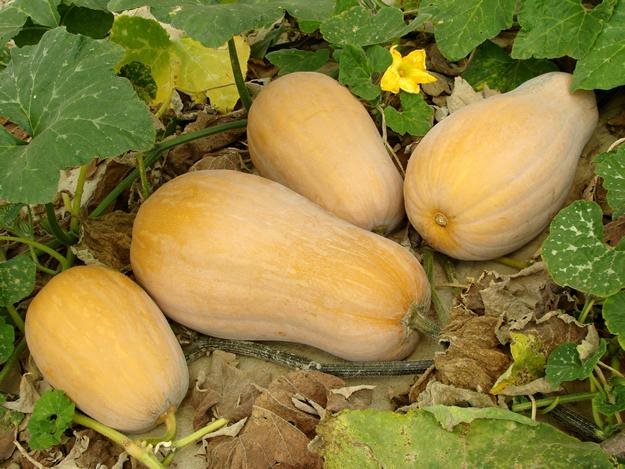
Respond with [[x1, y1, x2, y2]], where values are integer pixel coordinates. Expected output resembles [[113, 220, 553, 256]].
[[25, 265, 189, 433], [404, 72, 598, 260], [247, 71, 404, 233], [130, 170, 430, 361]]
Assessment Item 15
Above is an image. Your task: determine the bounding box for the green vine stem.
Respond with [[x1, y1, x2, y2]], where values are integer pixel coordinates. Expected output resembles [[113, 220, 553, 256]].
[[578, 297, 596, 324], [5, 304, 24, 333], [590, 375, 606, 429], [0, 337, 26, 386], [422, 247, 448, 325], [70, 164, 89, 233], [0, 236, 69, 270], [493, 256, 530, 270], [227, 38, 252, 111], [185, 336, 434, 377], [89, 119, 247, 218], [162, 418, 228, 466], [72, 413, 165, 469], [511, 392, 598, 412], [44, 203, 75, 245], [136, 152, 151, 199], [598, 360, 625, 378]]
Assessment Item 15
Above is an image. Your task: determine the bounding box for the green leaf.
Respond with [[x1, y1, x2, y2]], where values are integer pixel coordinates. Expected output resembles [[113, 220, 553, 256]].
[[28, 390, 75, 450], [573, 0, 625, 90], [365, 45, 392, 73], [110, 15, 251, 112], [315, 407, 615, 468], [383, 92, 433, 137], [0, 45, 9, 70], [61, 4, 114, 38], [422, 0, 516, 62], [107, 0, 334, 48], [595, 146, 625, 218], [63, 0, 110, 10], [463, 41, 558, 92], [0, 255, 36, 306], [0, 317, 14, 364], [0, 27, 155, 204], [0, 5, 28, 43], [266, 48, 330, 76], [119, 61, 157, 103], [542, 200, 625, 297], [545, 339, 607, 387], [320, 5, 409, 47], [512, 0, 616, 60], [491, 332, 548, 394], [603, 291, 625, 349], [336, 44, 379, 101], [595, 378, 625, 414], [13, 0, 61, 28]]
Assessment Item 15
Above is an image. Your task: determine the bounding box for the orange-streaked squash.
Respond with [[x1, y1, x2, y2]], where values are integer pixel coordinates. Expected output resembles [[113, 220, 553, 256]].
[[130, 170, 430, 361], [247, 71, 404, 233], [404, 72, 598, 260], [25, 265, 189, 433]]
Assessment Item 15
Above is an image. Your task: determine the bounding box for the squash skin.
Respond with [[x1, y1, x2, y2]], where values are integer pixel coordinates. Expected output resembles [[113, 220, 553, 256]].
[[247, 71, 404, 233], [130, 170, 430, 361], [25, 265, 189, 433], [404, 72, 598, 261]]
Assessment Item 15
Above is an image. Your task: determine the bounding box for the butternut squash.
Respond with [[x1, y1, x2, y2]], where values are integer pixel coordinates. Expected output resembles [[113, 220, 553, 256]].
[[404, 72, 598, 260], [25, 265, 189, 433], [247, 71, 404, 233], [130, 170, 430, 361]]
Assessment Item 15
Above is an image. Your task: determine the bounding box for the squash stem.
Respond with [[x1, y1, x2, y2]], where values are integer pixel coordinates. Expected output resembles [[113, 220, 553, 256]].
[[493, 256, 530, 270], [5, 304, 25, 333], [144, 406, 178, 445], [136, 152, 151, 199], [228, 38, 252, 111], [72, 413, 166, 469], [89, 119, 247, 218], [0, 236, 69, 270], [0, 337, 26, 386]]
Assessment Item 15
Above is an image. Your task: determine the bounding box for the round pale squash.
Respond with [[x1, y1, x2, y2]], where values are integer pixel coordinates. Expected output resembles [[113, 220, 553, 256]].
[[247, 71, 404, 233], [404, 72, 598, 260], [130, 170, 430, 361], [25, 265, 189, 433]]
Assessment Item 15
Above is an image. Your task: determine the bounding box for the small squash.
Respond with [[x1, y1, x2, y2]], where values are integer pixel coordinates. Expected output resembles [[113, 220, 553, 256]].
[[130, 170, 430, 361], [25, 265, 189, 433], [404, 72, 598, 260], [247, 71, 404, 233]]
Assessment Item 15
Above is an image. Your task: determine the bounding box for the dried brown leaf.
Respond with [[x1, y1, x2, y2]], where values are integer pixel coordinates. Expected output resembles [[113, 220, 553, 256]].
[[192, 351, 267, 429], [189, 148, 243, 172], [204, 370, 345, 469], [413, 380, 496, 408], [71, 211, 135, 271], [166, 111, 246, 175], [434, 306, 510, 392], [605, 216, 625, 247], [326, 385, 374, 414], [3, 374, 40, 414]]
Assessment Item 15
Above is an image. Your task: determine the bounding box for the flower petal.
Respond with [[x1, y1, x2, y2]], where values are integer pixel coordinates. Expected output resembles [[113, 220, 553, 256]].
[[398, 77, 422, 94], [403, 49, 428, 70], [381, 67, 401, 94]]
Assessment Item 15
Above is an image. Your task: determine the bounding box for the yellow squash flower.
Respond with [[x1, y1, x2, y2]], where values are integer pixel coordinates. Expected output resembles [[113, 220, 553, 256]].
[[380, 46, 437, 94]]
